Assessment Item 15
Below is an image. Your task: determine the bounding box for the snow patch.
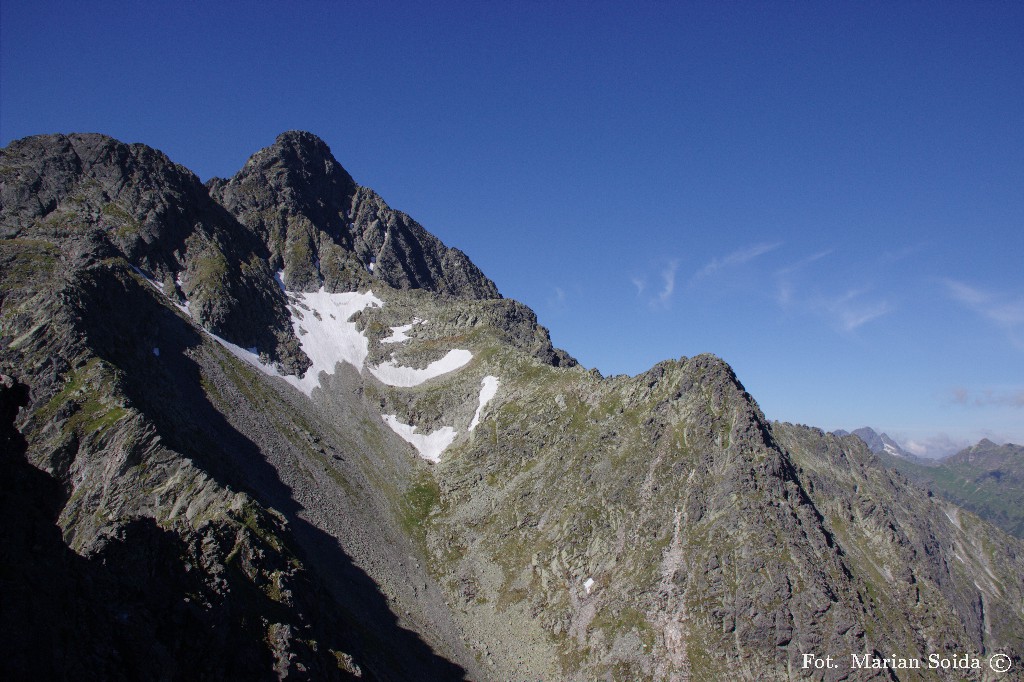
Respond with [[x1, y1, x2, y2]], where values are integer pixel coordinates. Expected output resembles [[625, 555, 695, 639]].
[[584, 577, 595, 594], [209, 335, 280, 376], [369, 349, 472, 387], [944, 506, 963, 531], [284, 289, 383, 395], [381, 318, 426, 344], [130, 265, 164, 293], [207, 287, 384, 396], [469, 376, 500, 431], [174, 273, 191, 315], [381, 415, 457, 463]]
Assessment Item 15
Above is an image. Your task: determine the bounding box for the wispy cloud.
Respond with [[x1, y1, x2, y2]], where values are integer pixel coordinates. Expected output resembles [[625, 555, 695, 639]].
[[880, 241, 929, 264], [903, 433, 971, 459], [630, 259, 679, 308], [772, 249, 893, 331], [774, 248, 834, 306], [693, 242, 782, 281], [945, 279, 1024, 349], [816, 288, 895, 331], [656, 260, 678, 307], [775, 248, 834, 278]]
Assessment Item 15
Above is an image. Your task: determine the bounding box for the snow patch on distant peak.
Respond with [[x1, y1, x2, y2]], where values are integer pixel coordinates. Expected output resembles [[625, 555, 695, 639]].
[[469, 376, 500, 431], [369, 349, 473, 387], [381, 415, 457, 463]]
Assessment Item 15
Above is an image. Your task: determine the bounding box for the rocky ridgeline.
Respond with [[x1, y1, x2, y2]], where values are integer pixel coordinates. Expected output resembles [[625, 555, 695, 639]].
[[2, 133, 1023, 680], [207, 131, 500, 299]]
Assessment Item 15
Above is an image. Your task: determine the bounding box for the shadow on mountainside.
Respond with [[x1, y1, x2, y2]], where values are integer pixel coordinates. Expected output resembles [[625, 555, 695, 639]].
[[4, 375, 338, 681], [73, 265, 467, 681]]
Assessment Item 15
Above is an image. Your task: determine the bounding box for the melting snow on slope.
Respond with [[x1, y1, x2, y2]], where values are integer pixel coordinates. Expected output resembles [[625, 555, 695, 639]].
[[381, 317, 426, 344], [381, 415, 457, 463], [469, 375, 500, 431], [369, 349, 473, 387], [285, 289, 384, 394], [209, 334, 280, 374], [205, 286, 385, 396]]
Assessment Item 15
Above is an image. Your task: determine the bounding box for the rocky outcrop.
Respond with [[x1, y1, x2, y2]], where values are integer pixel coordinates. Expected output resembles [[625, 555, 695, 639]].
[[0, 133, 307, 374], [208, 131, 500, 299], [778, 425, 1024, 668]]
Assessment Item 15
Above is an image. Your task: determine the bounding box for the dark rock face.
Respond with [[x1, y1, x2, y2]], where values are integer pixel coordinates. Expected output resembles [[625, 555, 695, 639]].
[[0, 133, 307, 374], [1, 373, 368, 681], [208, 131, 501, 299]]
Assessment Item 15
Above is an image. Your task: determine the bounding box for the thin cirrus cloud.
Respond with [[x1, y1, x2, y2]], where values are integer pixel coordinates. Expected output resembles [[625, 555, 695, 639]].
[[774, 248, 835, 306], [817, 288, 895, 331], [945, 279, 1024, 349], [658, 260, 678, 306], [548, 286, 568, 309], [692, 242, 782, 282], [773, 249, 894, 332]]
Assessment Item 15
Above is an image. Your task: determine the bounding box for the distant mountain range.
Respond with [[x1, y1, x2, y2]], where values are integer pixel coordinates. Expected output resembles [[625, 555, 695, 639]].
[[833, 426, 918, 460], [838, 427, 1024, 539], [3, 132, 1023, 680]]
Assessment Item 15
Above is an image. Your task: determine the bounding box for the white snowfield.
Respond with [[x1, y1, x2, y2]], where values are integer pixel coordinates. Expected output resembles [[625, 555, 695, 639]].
[[381, 415, 457, 463], [287, 289, 384, 394], [469, 375, 500, 431], [369, 349, 473, 387]]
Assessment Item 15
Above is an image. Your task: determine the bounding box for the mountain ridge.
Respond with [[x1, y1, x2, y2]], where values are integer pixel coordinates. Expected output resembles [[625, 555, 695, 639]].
[[3, 131, 1023, 680]]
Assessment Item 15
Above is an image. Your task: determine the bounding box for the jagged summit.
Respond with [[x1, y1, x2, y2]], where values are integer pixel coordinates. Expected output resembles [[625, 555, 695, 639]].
[[835, 425, 917, 459], [209, 131, 501, 299]]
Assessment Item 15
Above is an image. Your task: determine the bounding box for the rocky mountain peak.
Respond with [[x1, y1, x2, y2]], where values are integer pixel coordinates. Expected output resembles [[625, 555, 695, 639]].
[[236, 130, 358, 215], [209, 131, 501, 299]]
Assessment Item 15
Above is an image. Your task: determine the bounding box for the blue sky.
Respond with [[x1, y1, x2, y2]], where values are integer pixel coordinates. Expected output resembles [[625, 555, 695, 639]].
[[3, 1, 1022, 454]]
